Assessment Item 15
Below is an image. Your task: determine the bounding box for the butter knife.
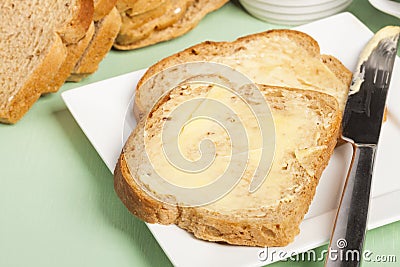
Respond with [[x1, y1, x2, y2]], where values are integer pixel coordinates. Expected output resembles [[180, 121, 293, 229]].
[[325, 26, 400, 267]]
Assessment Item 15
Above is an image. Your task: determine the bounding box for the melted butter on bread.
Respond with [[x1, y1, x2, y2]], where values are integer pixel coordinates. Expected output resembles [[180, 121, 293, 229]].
[[144, 84, 333, 212], [218, 39, 346, 110]]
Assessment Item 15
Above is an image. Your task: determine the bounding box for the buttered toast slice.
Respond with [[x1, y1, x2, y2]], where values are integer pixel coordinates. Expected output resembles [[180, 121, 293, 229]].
[[134, 29, 352, 119], [114, 84, 341, 247]]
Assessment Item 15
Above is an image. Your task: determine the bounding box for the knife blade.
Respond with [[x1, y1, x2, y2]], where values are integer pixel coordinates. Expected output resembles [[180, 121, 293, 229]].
[[325, 26, 400, 267]]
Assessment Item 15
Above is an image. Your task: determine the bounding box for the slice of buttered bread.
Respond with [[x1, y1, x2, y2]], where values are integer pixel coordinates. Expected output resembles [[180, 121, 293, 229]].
[[133, 29, 352, 119], [0, 0, 93, 123], [114, 83, 341, 247]]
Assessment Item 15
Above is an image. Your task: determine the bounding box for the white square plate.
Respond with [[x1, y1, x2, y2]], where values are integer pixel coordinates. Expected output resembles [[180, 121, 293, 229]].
[[62, 13, 400, 267]]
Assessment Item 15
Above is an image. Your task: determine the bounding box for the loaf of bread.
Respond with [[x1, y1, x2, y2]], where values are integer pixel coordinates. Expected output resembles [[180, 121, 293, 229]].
[[133, 29, 352, 120], [68, 0, 121, 81], [0, 0, 93, 123], [114, 0, 229, 50], [114, 83, 341, 246]]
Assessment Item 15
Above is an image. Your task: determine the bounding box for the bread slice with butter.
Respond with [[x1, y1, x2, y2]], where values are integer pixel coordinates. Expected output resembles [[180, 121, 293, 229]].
[[133, 29, 352, 120], [114, 83, 341, 247]]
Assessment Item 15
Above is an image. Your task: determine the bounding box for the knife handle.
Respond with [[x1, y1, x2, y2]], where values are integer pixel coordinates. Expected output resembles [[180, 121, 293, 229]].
[[325, 144, 377, 267]]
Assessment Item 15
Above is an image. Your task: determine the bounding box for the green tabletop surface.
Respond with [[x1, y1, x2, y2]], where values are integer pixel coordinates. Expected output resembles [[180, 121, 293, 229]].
[[1, 1, 399, 266]]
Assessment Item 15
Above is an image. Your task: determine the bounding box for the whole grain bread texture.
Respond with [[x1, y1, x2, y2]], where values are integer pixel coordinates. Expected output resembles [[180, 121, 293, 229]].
[[114, 0, 229, 50], [68, 6, 121, 81], [114, 84, 341, 247], [133, 29, 352, 120], [0, 0, 93, 123]]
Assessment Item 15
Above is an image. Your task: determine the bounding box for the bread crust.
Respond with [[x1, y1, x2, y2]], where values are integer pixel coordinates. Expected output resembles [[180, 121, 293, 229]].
[[133, 29, 352, 120], [115, 154, 180, 224], [58, 0, 94, 43], [116, 0, 192, 46], [321, 55, 353, 87], [93, 0, 117, 21], [45, 22, 95, 93], [114, 86, 341, 247], [113, 0, 229, 50], [68, 7, 121, 82], [116, 0, 165, 14]]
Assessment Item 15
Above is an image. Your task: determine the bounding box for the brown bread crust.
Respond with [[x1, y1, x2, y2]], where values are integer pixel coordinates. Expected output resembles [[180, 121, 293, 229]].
[[68, 7, 121, 81], [93, 0, 117, 21], [45, 22, 95, 93], [58, 0, 94, 43], [0, 36, 66, 123]]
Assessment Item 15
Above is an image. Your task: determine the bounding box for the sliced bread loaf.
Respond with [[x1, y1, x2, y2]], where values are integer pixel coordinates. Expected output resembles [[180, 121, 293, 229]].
[[114, 0, 229, 50], [0, 0, 93, 123], [114, 83, 341, 246], [133, 29, 352, 119], [68, 7, 121, 81], [45, 22, 95, 93]]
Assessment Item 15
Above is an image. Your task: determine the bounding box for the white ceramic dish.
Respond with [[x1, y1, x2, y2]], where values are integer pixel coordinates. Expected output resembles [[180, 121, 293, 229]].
[[369, 0, 400, 18], [244, 0, 350, 15], [251, 0, 337, 7], [241, 0, 351, 20], [62, 13, 400, 267], [240, 0, 352, 25]]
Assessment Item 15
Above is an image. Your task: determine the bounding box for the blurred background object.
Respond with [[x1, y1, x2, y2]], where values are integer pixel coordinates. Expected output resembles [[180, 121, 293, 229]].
[[369, 0, 400, 19], [239, 0, 353, 25]]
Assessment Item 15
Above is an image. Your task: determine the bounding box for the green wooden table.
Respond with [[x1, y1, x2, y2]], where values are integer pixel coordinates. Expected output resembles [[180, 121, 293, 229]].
[[1, 1, 399, 266]]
